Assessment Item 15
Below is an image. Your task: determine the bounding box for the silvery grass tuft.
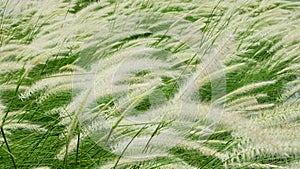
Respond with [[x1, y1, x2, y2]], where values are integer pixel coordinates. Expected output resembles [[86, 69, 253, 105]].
[[0, 0, 299, 168]]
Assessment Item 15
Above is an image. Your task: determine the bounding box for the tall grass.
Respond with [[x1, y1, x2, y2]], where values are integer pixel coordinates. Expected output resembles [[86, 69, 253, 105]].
[[0, 0, 299, 168]]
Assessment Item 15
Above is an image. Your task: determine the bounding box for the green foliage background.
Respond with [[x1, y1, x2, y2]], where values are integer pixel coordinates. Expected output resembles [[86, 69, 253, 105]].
[[0, 0, 299, 168]]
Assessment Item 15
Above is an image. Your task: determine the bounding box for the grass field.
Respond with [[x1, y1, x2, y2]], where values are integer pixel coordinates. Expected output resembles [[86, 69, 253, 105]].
[[0, 0, 300, 168]]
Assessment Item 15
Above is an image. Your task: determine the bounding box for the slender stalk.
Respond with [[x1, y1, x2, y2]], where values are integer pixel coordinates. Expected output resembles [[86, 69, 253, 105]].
[[0, 65, 25, 169], [0, 0, 10, 47], [113, 125, 148, 168], [64, 89, 92, 168], [1, 127, 16, 169], [75, 128, 80, 165]]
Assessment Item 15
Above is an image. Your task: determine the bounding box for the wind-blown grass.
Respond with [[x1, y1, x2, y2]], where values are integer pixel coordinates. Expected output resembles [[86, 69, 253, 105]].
[[0, 0, 299, 168]]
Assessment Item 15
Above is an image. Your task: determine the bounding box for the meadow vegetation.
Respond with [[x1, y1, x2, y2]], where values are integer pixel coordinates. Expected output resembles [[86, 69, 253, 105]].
[[0, 0, 299, 168]]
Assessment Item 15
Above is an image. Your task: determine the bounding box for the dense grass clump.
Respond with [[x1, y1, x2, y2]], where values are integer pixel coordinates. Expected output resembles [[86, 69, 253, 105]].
[[0, 0, 299, 168]]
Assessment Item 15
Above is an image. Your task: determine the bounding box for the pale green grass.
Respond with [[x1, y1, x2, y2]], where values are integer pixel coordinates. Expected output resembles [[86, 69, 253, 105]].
[[0, 0, 299, 168]]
